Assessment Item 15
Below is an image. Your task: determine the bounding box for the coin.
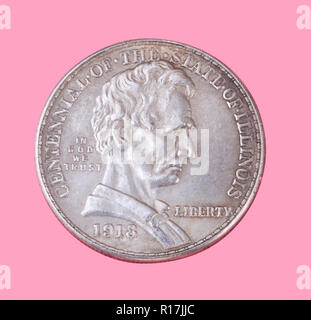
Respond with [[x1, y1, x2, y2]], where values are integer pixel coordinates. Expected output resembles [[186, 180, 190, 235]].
[[36, 39, 265, 262]]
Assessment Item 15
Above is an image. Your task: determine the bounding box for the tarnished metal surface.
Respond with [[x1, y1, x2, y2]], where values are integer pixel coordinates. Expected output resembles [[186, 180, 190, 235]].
[[36, 39, 265, 262]]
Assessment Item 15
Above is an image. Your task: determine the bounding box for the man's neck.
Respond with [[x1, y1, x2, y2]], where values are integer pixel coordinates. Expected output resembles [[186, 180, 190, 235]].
[[101, 163, 156, 207]]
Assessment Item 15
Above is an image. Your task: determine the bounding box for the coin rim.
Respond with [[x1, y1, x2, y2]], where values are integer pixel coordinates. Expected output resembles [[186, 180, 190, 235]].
[[35, 39, 266, 263]]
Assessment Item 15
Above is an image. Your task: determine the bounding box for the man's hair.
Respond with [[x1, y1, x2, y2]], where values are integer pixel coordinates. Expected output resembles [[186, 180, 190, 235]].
[[91, 61, 194, 155]]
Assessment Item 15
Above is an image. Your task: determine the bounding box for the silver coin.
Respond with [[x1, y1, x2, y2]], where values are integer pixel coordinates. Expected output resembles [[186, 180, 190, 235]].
[[36, 39, 265, 262]]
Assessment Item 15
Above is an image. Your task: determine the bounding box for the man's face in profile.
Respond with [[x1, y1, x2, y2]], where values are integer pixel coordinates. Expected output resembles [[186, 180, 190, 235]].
[[133, 86, 196, 188]]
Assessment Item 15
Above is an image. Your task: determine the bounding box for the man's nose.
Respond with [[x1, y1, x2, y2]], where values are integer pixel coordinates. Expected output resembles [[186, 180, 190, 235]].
[[186, 134, 197, 159], [184, 117, 196, 130], [176, 131, 197, 160]]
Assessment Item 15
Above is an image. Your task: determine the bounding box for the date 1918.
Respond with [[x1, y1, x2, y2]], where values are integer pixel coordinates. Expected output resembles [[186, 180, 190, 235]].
[[93, 223, 137, 239]]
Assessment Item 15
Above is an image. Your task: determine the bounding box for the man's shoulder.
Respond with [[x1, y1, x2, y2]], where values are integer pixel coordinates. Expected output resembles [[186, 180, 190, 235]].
[[81, 183, 150, 217]]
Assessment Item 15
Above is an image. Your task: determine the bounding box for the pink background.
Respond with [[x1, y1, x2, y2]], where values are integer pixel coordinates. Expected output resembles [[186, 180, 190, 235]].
[[0, 0, 310, 299]]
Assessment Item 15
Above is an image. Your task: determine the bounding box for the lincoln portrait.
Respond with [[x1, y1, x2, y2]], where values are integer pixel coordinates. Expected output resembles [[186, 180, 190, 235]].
[[81, 61, 196, 249]]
